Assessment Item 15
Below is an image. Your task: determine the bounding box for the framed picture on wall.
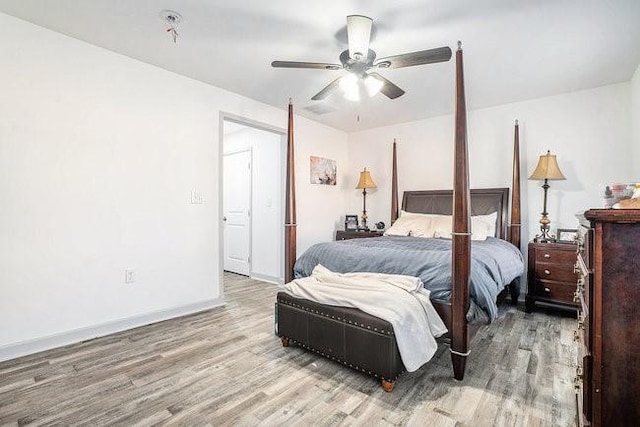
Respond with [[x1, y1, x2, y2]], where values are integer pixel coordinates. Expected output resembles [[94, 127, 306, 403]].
[[345, 215, 359, 231], [557, 228, 578, 243], [310, 156, 337, 185]]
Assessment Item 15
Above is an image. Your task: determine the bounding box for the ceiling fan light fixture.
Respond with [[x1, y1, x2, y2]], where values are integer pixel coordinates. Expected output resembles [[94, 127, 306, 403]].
[[271, 15, 452, 103], [346, 15, 373, 60], [364, 74, 384, 97], [340, 74, 360, 101]]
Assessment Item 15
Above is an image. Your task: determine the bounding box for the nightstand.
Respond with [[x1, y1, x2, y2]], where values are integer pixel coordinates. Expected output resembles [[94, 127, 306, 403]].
[[525, 241, 579, 313], [335, 230, 384, 240]]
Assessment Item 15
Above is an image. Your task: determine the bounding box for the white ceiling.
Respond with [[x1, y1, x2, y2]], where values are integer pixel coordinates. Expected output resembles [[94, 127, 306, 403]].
[[1, 0, 639, 132]]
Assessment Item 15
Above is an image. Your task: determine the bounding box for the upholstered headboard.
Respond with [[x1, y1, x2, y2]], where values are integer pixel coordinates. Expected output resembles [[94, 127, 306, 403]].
[[401, 188, 510, 240]]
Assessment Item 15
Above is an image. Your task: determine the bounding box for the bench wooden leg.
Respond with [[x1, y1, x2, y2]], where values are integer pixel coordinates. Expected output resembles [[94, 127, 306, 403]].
[[280, 336, 290, 347], [381, 379, 395, 392]]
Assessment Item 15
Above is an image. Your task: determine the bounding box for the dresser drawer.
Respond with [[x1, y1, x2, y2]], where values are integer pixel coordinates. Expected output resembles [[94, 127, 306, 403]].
[[577, 225, 592, 269], [535, 246, 576, 265], [534, 263, 577, 283], [534, 280, 577, 305], [574, 310, 592, 426]]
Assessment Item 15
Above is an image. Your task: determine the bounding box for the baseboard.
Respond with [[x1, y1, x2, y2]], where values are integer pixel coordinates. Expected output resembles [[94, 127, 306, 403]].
[[250, 272, 282, 285], [0, 297, 225, 363]]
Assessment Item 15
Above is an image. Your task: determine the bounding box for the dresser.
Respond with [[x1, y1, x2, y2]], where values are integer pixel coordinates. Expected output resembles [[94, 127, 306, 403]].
[[575, 209, 640, 426], [525, 241, 579, 312], [335, 230, 384, 240]]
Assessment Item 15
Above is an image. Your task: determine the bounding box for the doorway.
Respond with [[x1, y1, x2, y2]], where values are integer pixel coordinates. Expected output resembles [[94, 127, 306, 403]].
[[221, 116, 286, 286]]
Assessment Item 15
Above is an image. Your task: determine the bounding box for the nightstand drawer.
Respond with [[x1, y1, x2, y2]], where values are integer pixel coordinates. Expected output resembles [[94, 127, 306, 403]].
[[534, 263, 576, 282], [535, 247, 576, 265], [535, 280, 577, 305]]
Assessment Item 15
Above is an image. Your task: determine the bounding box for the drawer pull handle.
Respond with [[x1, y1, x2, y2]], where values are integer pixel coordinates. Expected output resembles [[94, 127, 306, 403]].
[[575, 365, 584, 386], [543, 253, 551, 258], [544, 270, 551, 275], [544, 287, 550, 293], [577, 312, 586, 329]]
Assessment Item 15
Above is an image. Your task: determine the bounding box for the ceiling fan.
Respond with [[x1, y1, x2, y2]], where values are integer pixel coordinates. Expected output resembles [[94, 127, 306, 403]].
[[271, 15, 452, 102]]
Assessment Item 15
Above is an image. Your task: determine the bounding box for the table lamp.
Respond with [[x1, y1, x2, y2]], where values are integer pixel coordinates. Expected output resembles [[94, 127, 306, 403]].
[[356, 168, 377, 231], [529, 150, 566, 242]]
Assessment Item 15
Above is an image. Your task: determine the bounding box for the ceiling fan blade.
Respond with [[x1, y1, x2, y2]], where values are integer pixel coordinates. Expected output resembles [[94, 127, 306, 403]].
[[368, 73, 405, 99], [375, 46, 452, 69], [347, 15, 373, 60], [311, 77, 342, 101], [271, 61, 342, 70]]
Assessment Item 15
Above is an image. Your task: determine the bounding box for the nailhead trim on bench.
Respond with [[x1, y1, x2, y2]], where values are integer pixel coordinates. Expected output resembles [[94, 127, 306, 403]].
[[277, 298, 395, 336]]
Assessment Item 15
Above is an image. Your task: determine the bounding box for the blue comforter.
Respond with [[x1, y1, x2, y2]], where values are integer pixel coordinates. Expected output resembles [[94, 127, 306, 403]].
[[293, 236, 524, 321]]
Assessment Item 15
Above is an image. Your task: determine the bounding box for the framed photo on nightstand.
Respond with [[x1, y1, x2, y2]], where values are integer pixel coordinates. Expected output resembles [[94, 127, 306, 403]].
[[557, 228, 578, 243], [345, 215, 359, 231]]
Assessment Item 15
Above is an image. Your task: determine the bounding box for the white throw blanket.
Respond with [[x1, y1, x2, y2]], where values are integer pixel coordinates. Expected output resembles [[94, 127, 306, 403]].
[[282, 265, 448, 372]]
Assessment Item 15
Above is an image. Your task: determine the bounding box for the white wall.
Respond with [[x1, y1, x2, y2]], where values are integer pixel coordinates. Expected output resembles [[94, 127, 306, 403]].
[[347, 83, 632, 249], [0, 12, 348, 360], [632, 64, 640, 173], [293, 120, 351, 253], [224, 125, 284, 283]]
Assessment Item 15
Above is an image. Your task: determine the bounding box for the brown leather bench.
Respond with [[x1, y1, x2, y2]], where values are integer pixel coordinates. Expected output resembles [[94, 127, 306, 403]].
[[276, 292, 405, 391]]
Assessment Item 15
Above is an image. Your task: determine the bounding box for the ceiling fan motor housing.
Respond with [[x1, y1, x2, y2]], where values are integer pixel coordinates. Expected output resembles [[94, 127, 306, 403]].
[[339, 49, 376, 77]]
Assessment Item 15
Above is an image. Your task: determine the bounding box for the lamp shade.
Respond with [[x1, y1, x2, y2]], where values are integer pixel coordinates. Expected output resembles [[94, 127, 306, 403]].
[[529, 150, 566, 181], [356, 168, 377, 189]]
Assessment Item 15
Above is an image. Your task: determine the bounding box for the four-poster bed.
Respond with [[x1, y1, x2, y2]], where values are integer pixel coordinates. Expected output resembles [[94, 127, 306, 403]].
[[277, 43, 523, 389]]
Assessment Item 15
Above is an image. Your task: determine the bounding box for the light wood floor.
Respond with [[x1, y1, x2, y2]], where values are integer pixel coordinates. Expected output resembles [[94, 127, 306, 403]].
[[1, 273, 578, 426]]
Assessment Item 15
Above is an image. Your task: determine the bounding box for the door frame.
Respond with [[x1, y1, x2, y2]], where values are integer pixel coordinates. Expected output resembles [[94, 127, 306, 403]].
[[218, 112, 287, 296]]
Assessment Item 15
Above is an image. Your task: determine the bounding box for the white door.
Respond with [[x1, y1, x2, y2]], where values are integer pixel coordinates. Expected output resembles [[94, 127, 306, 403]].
[[223, 149, 251, 276]]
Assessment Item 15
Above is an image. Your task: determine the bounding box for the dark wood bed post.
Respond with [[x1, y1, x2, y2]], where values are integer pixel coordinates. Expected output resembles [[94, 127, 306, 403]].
[[451, 41, 471, 381], [391, 139, 399, 224], [509, 120, 522, 249], [284, 99, 297, 283]]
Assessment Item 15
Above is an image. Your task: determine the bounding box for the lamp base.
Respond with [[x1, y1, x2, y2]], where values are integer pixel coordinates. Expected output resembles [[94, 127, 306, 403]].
[[533, 235, 556, 243], [534, 223, 555, 243]]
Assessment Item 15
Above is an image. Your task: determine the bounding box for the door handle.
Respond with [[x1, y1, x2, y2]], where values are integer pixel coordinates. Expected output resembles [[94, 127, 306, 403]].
[[223, 216, 227, 222]]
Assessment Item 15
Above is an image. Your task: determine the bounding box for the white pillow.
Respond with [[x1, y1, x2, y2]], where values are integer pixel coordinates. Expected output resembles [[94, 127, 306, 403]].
[[433, 212, 498, 240], [471, 212, 498, 240], [385, 211, 498, 240], [384, 210, 435, 237], [385, 211, 454, 238], [432, 211, 498, 241], [428, 214, 453, 233]]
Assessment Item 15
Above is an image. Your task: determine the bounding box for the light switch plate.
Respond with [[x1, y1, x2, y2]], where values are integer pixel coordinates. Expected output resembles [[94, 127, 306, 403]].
[[125, 269, 136, 284], [190, 190, 204, 204]]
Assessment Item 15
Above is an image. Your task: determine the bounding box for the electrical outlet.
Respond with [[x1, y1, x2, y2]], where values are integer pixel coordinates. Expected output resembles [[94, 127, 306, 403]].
[[125, 269, 136, 284]]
